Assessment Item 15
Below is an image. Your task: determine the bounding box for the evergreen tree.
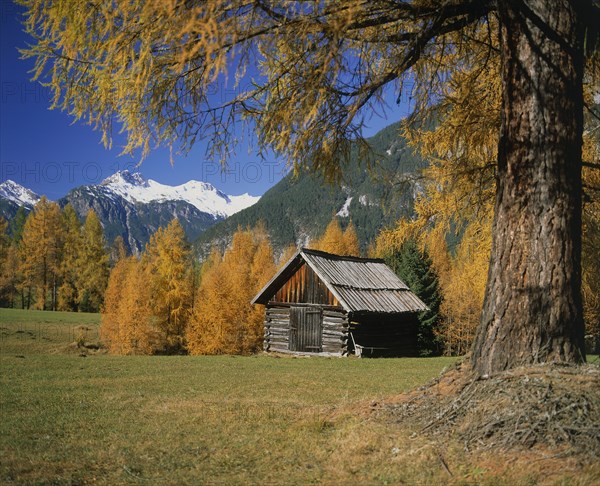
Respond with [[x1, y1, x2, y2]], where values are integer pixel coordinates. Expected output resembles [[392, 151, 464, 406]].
[[385, 240, 443, 356], [21, 0, 595, 374], [0, 218, 10, 306], [8, 206, 27, 241]]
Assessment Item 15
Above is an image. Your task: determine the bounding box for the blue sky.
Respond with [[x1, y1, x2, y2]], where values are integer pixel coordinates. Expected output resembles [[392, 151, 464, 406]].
[[1, 2, 409, 200]]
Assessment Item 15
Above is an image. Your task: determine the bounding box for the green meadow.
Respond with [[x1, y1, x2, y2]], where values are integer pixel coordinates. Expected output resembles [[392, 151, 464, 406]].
[[1, 308, 597, 485]]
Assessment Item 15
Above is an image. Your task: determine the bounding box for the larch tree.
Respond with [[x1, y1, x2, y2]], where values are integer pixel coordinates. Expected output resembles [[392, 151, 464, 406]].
[[342, 221, 361, 257], [20, 197, 63, 310], [101, 256, 157, 354], [109, 235, 128, 266], [77, 210, 109, 312], [101, 256, 131, 354], [143, 219, 194, 353], [313, 218, 346, 255], [19, 0, 600, 374], [2, 208, 28, 308], [187, 226, 276, 355], [58, 204, 82, 311]]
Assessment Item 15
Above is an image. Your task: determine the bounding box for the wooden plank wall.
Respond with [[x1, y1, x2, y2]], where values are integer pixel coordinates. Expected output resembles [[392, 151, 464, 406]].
[[349, 312, 419, 357], [289, 307, 322, 352], [264, 304, 349, 356], [271, 263, 338, 306]]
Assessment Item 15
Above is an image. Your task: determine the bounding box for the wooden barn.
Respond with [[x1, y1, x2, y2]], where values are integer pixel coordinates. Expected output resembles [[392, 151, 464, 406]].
[[251, 248, 428, 357]]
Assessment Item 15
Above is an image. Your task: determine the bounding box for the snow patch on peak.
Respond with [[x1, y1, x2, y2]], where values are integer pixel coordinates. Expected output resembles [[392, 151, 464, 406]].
[[100, 170, 260, 218], [101, 170, 148, 187], [0, 180, 42, 207], [336, 196, 353, 217]]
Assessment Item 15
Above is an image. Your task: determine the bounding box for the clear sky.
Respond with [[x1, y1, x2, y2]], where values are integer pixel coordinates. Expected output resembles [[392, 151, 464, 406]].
[[1, 2, 410, 200]]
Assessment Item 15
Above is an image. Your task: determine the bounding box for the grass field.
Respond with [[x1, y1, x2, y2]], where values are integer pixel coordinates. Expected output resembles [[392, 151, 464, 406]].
[[1, 308, 598, 485]]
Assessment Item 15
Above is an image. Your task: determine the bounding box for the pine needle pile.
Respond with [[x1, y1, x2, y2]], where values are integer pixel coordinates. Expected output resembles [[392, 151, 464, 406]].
[[383, 362, 600, 459]]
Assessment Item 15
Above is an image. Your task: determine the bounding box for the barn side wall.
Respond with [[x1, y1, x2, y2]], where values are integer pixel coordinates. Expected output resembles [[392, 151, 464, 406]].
[[264, 303, 349, 356], [349, 312, 420, 357]]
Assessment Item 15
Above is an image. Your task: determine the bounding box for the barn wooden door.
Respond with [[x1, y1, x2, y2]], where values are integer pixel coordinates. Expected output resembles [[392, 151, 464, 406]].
[[289, 307, 322, 352]]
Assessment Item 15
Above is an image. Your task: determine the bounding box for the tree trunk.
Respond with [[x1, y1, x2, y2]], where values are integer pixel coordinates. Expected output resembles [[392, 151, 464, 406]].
[[471, 0, 587, 376]]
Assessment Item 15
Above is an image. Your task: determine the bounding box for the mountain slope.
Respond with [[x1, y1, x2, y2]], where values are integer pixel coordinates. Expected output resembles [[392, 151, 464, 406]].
[[195, 121, 427, 256], [100, 171, 259, 218], [1, 172, 260, 253], [0, 180, 40, 220], [58, 171, 259, 253]]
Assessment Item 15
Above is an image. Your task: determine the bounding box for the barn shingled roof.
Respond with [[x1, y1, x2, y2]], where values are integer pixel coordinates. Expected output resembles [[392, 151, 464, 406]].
[[251, 248, 428, 314]]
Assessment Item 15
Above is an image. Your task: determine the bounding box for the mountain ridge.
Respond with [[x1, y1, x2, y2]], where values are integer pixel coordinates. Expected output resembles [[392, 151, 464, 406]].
[[0, 171, 260, 253]]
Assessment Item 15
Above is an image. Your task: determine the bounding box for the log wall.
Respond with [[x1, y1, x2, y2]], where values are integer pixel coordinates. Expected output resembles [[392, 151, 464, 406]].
[[264, 303, 349, 356]]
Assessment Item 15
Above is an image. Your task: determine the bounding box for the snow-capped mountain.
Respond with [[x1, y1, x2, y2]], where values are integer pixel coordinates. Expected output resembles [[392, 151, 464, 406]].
[[100, 170, 259, 218], [1, 171, 261, 254], [0, 180, 41, 207]]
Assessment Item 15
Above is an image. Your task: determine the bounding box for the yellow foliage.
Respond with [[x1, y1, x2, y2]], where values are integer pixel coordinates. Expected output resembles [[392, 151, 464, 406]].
[[20, 197, 63, 310], [342, 221, 360, 257], [437, 219, 491, 356], [101, 257, 158, 355], [186, 226, 276, 355], [143, 219, 193, 352], [278, 244, 299, 268], [312, 217, 361, 256], [101, 218, 194, 354]]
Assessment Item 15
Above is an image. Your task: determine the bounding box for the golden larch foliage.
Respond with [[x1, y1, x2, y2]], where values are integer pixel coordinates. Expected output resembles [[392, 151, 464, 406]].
[[57, 204, 81, 311], [101, 256, 157, 355], [143, 219, 193, 352], [278, 244, 299, 268], [20, 197, 63, 310], [186, 226, 276, 355], [101, 218, 194, 354], [342, 220, 360, 257]]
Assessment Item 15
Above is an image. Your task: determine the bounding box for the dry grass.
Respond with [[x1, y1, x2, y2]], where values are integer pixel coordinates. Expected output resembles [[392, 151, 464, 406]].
[[1, 308, 599, 485]]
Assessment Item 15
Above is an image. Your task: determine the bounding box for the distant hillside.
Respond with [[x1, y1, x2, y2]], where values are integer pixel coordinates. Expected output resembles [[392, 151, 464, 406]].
[[194, 121, 428, 256]]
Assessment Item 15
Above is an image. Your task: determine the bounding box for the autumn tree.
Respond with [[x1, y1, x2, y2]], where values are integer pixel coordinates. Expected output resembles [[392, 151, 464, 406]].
[[342, 221, 361, 257], [0, 209, 28, 308], [100, 256, 132, 353], [101, 256, 157, 354], [75, 210, 109, 312], [313, 217, 361, 256], [143, 219, 193, 353], [19, 1, 600, 374], [313, 218, 345, 255], [187, 226, 276, 355], [57, 204, 81, 311], [278, 244, 299, 268], [109, 235, 128, 265], [20, 197, 63, 310]]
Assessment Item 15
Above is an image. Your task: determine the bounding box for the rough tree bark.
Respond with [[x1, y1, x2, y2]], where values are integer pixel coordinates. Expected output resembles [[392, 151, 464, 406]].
[[471, 0, 587, 376]]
